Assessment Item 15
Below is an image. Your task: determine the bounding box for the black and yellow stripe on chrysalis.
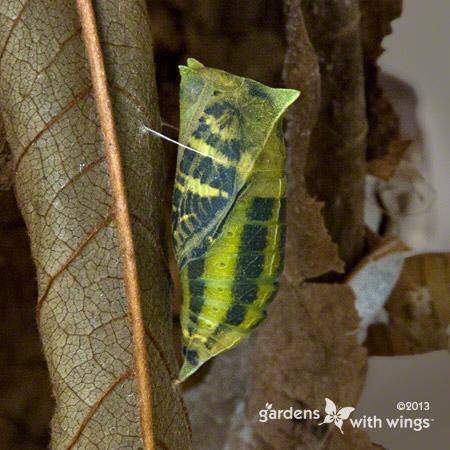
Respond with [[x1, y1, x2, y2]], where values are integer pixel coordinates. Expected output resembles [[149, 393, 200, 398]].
[[172, 58, 300, 381]]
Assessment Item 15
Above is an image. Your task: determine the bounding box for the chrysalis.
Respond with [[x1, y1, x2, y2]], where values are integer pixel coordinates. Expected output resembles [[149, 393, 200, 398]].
[[173, 59, 300, 381]]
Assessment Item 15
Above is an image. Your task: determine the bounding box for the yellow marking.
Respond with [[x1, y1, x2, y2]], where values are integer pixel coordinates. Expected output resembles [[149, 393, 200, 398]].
[[174, 181, 186, 192], [191, 215, 244, 340], [204, 114, 238, 141], [238, 152, 255, 176], [259, 132, 284, 278], [179, 172, 230, 198], [189, 136, 231, 165]]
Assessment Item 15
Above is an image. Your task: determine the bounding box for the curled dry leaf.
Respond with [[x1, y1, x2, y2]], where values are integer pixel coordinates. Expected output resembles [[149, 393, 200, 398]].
[[359, 0, 403, 62], [283, 0, 344, 282], [0, 1, 190, 448], [359, 0, 403, 161], [367, 139, 411, 181], [301, 0, 368, 268]]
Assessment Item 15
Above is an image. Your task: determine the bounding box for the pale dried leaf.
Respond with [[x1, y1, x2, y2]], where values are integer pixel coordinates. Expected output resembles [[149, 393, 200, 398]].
[[347, 236, 410, 342], [0, 1, 190, 448]]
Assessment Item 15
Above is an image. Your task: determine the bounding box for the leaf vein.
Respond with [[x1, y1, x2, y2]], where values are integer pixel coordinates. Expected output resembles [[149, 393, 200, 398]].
[[0, 0, 33, 64], [36, 28, 82, 76], [35, 212, 114, 323], [110, 82, 152, 125], [143, 325, 191, 432], [14, 87, 92, 173], [66, 370, 133, 449], [41, 155, 105, 220]]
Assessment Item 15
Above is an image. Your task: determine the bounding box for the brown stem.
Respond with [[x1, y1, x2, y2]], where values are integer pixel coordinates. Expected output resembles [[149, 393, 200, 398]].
[[76, 1, 155, 449]]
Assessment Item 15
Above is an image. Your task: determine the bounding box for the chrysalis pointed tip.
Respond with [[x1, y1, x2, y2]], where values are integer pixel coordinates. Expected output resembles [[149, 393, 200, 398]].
[[186, 57, 205, 70], [178, 58, 205, 77], [280, 87, 301, 106], [178, 358, 205, 382]]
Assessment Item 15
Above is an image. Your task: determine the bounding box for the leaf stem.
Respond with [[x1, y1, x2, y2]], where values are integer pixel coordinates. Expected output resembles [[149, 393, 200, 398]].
[[76, 1, 155, 448]]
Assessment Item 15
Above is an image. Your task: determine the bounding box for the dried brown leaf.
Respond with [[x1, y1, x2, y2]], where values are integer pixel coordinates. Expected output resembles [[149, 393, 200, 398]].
[[359, 0, 403, 63], [301, 0, 368, 268], [367, 139, 411, 180], [246, 283, 368, 449], [367, 253, 450, 355], [183, 342, 251, 450], [359, 0, 403, 161], [328, 428, 385, 450], [0, 1, 190, 448], [283, 0, 344, 281]]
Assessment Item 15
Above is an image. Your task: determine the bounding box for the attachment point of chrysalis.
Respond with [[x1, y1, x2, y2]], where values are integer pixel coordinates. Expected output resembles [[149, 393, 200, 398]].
[[178, 357, 206, 382], [141, 124, 223, 163], [172, 378, 182, 387]]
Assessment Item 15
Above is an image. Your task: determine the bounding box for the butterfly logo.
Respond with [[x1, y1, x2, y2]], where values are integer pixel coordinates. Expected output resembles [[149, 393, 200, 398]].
[[318, 398, 355, 434]]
